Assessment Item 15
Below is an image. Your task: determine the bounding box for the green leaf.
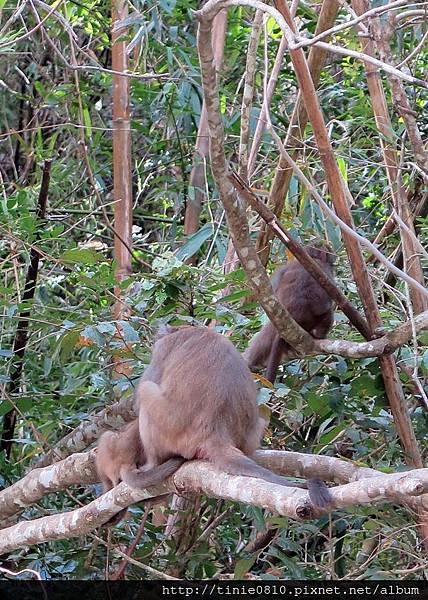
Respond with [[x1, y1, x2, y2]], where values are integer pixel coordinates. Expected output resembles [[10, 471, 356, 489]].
[[307, 392, 330, 416], [234, 556, 256, 580], [266, 517, 289, 528], [56, 330, 80, 363], [175, 224, 213, 261], [337, 156, 348, 184], [350, 374, 383, 398], [318, 422, 348, 445], [218, 290, 251, 303], [81, 326, 106, 347], [61, 248, 104, 265], [82, 106, 92, 138], [0, 400, 13, 416], [117, 321, 140, 343], [96, 322, 117, 335]]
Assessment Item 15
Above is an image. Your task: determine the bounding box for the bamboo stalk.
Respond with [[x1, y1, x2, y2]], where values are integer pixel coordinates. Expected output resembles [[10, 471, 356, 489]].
[[256, 0, 339, 267], [351, 0, 426, 316], [270, 0, 422, 474], [184, 10, 228, 257], [112, 0, 133, 376]]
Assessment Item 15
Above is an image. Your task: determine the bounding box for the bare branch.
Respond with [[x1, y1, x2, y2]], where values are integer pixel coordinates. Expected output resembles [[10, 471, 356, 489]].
[[1, 454, 428, 555], [33, 392, 135, 468], [239, 9, 264, 179], [195, 0, 428, 89]]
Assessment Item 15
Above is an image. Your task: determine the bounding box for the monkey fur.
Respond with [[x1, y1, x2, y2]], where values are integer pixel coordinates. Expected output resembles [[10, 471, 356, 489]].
[[96, 419, 184, 525], [121, 325, 331, 509], [244, 245, 335, 383]]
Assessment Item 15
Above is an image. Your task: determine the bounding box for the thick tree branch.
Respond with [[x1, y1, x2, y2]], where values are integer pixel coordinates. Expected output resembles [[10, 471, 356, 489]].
[[196, 15, 317, 355], [4, 448, 428, 527], [1, 455, 428, 555]]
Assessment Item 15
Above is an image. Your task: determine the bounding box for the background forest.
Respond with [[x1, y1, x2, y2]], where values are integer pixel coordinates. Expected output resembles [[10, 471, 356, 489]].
[[0, 0, 427, 582]]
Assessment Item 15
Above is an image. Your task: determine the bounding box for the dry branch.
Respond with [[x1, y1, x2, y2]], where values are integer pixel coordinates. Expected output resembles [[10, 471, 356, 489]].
[[1, 452, 428, 555], [184, 9, 228, 247], [196, 6, 332, 357], [239, 9, 264, 179], [33, 392, 135, 468], [0, 449, 356, 524], [112, 0, 134, 376], [352, 0, 427, 316]]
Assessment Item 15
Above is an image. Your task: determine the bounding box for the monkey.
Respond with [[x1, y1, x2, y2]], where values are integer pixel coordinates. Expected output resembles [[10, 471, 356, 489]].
[[244, 245, 335, 384], [121, 325, 332, 509], [96, 419, 185, 525], [96, 421, 143, 494]]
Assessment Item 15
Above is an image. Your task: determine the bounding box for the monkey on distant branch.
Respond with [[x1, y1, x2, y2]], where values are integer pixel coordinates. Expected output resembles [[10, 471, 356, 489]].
[[120, 325, 332, 509], [245, 245, 335, 383]]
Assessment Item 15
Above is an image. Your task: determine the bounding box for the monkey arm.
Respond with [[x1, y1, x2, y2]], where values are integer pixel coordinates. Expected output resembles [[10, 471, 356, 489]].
[[244, 323, 276, 368]]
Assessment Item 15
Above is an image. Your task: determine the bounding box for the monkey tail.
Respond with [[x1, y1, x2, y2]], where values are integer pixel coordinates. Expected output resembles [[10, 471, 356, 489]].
[[122, 457, 186, 490], [213, 446, 332, 509], [306, 478, 332, 509]]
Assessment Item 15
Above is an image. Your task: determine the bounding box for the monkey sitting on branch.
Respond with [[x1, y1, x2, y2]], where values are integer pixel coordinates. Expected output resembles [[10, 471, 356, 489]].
[[101, 325, 332, 511], [245, 245, 335, 384], [96, 419, 185, 525]]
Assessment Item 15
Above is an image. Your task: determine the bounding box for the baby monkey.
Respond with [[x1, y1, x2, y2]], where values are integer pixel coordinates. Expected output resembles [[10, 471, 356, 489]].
[[96, 419, 184, 525], [120, 325, 331, 509], [245, 245, 335, 383]]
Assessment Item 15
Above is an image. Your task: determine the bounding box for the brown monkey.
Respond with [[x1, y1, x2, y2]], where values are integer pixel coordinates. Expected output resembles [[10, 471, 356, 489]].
[[244, 246, 335, 383], [96, 419, 184, 525], [122, 326, 331, 509], [96, 421, 143, 494]]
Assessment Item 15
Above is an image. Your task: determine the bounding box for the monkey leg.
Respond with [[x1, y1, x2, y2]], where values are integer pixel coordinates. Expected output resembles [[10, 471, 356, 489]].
[[103, 509, 129, 527], [244, 324, 275, 369], [266, 335, 288, 383]]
